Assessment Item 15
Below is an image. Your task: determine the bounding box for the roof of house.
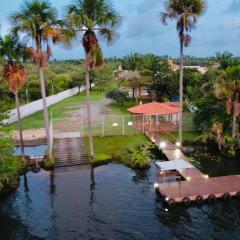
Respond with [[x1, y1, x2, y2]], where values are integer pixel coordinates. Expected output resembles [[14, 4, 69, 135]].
[[128, 102, 179, 115]]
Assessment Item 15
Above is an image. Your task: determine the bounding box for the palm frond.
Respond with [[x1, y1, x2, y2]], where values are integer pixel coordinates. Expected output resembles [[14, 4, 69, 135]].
[[3, 63, 27, 93], [82, 30, 104, 70]]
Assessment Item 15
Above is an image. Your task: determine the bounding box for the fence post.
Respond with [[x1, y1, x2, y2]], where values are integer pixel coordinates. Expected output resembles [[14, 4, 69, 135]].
[[81, 119, 83, 137], [102, 116, 105, 137], [50, 108, 53, 122], [123, 115, 125, 135], [143, 115, 145, 133]]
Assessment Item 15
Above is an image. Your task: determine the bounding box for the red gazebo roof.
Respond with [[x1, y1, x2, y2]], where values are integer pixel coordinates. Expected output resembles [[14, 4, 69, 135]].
[[128, 102, 179, 115]]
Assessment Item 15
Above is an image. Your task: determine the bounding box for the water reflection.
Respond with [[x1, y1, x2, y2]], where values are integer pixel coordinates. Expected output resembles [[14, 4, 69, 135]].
[[0, 161, 240, 239]]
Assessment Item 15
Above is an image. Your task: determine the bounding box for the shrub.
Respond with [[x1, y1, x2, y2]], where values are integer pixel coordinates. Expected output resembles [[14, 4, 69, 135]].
[[106, 89, 128, 106]]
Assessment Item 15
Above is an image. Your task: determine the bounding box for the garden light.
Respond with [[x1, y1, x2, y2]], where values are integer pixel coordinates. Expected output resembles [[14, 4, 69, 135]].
[[154, 183, 159, 188], [176, 141, 181, 148], [159, 141, 167, 149]]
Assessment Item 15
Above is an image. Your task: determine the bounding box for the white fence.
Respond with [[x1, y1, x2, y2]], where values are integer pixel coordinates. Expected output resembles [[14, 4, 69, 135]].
[[3, 85, 94, 125]]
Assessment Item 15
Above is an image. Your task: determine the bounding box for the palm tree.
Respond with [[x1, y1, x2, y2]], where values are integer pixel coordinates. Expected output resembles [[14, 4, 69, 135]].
[[0, 35, 28, 159], [161, 0, 206, 144], [214, 65, 240, 139], [10, 0, 64, 157], [65, 0, 121, 157]]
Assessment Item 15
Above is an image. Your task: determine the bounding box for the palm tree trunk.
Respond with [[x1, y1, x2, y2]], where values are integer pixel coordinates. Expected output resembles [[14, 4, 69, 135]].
[[179, 40, 184, 144], [39, 67, 50, 155], [15, 92, 24, 159], [85, 70, 94, 157], [232, 93, 239, 139]]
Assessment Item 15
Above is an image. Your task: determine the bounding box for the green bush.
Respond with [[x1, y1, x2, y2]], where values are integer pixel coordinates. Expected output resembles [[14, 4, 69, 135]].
[[0, 138, 26, 196], [118, 144, 152, 169]]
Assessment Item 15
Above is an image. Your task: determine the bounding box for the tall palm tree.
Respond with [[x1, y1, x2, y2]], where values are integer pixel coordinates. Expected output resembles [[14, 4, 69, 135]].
[[0, 35, 28, 159], [214, 65, 240, 139], [161, 0, 206, 144], [10, 0, 64, 156], [65, 0, 121, 157]]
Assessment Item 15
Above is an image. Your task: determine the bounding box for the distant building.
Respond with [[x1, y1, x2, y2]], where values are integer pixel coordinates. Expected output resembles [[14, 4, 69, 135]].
[[167, 59, 208, 74]]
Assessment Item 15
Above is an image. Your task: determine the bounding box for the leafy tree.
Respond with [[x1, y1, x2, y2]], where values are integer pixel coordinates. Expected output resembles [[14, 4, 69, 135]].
[[161, 0, 206, 143], [152, 61, 178, 101], [141, 54, 160, 73], [65, 0, 121, 157], [0, 101, 10, 127], [215, 51, 240, 70], [214, 65, 240, 139], [106, 89, 128, 106], [121, 53, 142, 71]]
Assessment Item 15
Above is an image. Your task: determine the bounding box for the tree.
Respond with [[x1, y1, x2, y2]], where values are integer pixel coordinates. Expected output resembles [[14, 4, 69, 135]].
[[141, 54, 160, 73], [121, 53, 142, 71], [0, 101, 10, 127], [216, 51, 240, 70], [161, 0, 206, 144], [10, 0, 65, 156], [152, 61, 178, 101], [0, 35, 28, 159], [214, 65, 240, 139], [65, 0, 121, 157], [106, 89, 128, 106]]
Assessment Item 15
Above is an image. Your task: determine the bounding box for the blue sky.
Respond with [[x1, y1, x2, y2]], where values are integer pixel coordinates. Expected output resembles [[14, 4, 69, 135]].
[[1, 0, 240, 59]]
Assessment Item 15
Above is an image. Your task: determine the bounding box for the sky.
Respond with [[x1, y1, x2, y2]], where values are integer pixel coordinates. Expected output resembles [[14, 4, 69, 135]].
[[0, 0, 240, 60]]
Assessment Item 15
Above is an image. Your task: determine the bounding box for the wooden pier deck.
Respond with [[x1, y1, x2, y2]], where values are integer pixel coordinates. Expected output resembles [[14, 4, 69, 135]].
[[144, 127, 240, 206], [159, 175, 240, 203]]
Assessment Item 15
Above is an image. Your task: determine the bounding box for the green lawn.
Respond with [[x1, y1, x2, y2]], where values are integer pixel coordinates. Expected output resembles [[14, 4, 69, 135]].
[[84, 135, 152, 168], [1, 89, 104, 132]]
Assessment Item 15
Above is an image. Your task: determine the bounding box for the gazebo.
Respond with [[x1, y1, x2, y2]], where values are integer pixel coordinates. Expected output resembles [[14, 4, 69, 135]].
[[128, 102, 180, 132]]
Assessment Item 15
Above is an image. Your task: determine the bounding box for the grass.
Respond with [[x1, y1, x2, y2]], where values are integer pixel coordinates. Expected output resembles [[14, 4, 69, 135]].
[[1, 89, 104, 132], [84, 135, 153, 169]]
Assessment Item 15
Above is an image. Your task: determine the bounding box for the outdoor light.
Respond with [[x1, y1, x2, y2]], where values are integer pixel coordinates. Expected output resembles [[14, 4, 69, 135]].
[[204, 175, 209, 179], [176, 141, 181, 148], [165, 197, 169, 202], [175, 149, 181, 158], [159, 141, 167, 149], [154, 183, 159, 188], [151, 137, 155, 143], [187, 177, 191, 181]]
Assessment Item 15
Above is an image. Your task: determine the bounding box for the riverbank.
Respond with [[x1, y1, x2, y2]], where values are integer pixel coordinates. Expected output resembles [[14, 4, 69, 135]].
[[84, 135, 154, 169], [0, 138, 27, 196]]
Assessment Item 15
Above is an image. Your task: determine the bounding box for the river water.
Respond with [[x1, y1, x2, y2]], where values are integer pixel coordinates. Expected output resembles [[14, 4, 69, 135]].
[[1, 146, 240, 240]]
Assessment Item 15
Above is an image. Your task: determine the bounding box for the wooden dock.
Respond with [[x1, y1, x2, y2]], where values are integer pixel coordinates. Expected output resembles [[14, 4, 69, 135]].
[[53, 137, 90, 168], [144, 127, 240, 206]]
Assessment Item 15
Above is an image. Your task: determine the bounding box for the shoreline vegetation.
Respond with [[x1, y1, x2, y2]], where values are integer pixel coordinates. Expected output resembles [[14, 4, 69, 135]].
[[84, 135, 154, 169], [0, 138, 27, 197]]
